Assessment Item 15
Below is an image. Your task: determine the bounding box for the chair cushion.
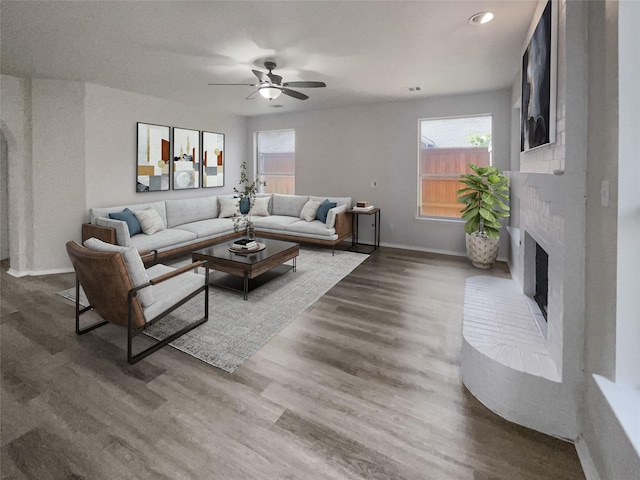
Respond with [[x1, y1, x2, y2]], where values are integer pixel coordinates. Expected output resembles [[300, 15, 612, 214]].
[[300, 200, 322, 222], [218, 197, 239, 218], [250, 215, 299, 231], [143, 264, 205, 322], [83, 238, 155, 307], [316, 200, 337, 223], [134, 208, 166, 235], [109, 208, 142, 236]]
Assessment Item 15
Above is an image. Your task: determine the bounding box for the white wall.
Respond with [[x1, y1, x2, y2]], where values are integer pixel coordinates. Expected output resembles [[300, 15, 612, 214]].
[[31, 79, 88, 272], [1, 78, 246, 274], [1, 75, 34, 274], [580, 0, 640, 478], [247, 90, 512, 255]]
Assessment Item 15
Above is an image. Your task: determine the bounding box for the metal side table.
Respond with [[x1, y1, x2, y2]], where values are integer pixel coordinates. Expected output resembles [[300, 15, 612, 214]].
[[348, 208, 380, 253]]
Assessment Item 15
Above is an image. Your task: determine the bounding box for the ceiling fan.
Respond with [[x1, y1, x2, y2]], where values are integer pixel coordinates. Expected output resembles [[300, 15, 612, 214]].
[[208, 61, 326, 101]]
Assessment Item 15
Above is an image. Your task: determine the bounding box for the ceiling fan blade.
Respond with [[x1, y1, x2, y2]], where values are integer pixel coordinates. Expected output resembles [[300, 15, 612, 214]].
[[282, 81, 326, 88], [280, 88, 308, 100], [208, 83, 257, 86], [267, 73, 282, 84], [252, 69, 270, 83]]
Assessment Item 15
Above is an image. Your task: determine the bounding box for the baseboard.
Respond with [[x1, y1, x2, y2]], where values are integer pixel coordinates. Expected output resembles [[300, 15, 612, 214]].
[[379, 241, 508, 263], [7, 267, 74, 277], [575, 435, 601, 480], [380, 241, 467, 258]]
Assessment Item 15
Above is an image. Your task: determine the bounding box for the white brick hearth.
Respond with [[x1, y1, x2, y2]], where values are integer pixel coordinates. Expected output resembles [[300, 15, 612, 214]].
[[463, 276, 560, 382]]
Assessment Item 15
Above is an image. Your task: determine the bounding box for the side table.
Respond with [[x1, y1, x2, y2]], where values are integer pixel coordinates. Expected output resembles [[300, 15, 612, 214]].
[[349, 208, 380, 253]]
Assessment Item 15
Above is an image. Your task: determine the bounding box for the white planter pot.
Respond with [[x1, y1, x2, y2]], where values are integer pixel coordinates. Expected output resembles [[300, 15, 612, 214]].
[[465, 233, 500, 269]]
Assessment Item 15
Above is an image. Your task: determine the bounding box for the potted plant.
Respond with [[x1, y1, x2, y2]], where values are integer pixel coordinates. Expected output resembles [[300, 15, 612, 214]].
[[233, 161, 265, 237], [457, 163, 510, 269]]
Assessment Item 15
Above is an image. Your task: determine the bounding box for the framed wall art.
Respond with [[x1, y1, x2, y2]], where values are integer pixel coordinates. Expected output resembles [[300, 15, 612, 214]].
[[521, 0, 558, 152], [201, 131, 225, 188], [136, 122, 170, 192], [172, 127, 200, 189]]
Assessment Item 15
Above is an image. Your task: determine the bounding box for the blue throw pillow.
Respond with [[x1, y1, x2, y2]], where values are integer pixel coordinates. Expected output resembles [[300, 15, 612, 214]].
[[109, 208, 142, 236], [315, 199, 337, 223]]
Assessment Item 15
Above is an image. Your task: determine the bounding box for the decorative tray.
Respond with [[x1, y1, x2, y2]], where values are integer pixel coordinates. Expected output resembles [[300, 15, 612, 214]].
[[228, 242, 266, 254]]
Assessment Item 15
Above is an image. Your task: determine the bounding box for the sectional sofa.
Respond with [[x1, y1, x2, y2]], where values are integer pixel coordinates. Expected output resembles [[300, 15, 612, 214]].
[[82, 194, 353, 262]]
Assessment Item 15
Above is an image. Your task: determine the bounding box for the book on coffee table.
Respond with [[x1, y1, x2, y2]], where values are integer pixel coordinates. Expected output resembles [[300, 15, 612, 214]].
[[232, 238, 258, 250]]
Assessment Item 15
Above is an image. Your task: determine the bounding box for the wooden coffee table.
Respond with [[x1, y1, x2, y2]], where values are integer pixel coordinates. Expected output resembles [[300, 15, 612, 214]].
[[192, 238, 299, 300]]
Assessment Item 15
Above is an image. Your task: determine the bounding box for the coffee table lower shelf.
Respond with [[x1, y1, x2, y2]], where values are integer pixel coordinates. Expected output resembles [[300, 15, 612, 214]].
[[208, 263, 295, 299]]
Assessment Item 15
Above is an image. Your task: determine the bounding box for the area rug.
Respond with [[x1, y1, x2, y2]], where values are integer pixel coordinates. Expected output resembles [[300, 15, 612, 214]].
[[58, 247, 367, 372]]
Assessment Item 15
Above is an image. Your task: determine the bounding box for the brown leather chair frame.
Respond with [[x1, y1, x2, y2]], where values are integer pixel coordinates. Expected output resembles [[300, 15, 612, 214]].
[[66, 241, 209, 364]]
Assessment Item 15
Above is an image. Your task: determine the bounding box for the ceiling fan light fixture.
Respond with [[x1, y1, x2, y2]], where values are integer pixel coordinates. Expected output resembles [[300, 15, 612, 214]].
[[468, 11, 494, 25], [259, 86, 282, 100]]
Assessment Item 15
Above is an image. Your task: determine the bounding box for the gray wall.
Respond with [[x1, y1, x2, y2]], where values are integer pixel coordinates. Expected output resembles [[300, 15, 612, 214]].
[[0, 77, 246, 274], [247, 90, 512, 255]]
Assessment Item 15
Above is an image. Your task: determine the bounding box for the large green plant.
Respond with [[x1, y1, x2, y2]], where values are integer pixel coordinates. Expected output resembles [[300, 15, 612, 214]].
[[457, 163, 510, 239]]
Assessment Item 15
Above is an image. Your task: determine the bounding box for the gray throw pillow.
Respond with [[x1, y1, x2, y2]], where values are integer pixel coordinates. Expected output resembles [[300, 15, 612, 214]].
[[300, 200, 322, 222]]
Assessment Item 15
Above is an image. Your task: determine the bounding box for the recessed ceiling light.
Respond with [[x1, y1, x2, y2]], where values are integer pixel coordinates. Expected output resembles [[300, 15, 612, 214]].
[[468, 12, 494, 25]]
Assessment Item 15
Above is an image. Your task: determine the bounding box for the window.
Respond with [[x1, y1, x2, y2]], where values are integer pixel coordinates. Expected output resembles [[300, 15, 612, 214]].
[[418, 115, 492, 219], [256, 129, 295, 194]]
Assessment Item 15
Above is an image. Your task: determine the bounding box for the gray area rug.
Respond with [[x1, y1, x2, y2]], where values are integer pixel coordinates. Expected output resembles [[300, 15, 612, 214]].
[[58, 247, 367, 372]]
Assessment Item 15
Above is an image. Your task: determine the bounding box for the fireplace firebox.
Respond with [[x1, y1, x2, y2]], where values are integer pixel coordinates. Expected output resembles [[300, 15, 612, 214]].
[[535, 243, 549, 320]]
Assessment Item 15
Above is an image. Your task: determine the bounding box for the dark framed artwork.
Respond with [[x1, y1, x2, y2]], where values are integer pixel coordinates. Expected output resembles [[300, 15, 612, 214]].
[[172, 127, 200, 189], [201, 131, 225, 188], [521, 0, 557, 152], [136, 122, 170, 192]]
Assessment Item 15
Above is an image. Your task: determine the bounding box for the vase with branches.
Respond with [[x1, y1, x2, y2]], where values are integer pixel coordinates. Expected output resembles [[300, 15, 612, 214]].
[[233, 161, 266, 236]]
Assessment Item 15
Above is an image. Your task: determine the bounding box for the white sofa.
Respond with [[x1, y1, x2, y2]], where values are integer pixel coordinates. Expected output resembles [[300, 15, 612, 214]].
[[82, 194, 353, 262]]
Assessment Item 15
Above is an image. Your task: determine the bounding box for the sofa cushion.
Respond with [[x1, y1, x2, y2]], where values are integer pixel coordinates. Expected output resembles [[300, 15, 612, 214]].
[[96, 216, 131, 247], [315, 200, 337, 223], [173, 218, 235, 239], [309, 196, 352, 209], [326, 204, 348, 229], [249, 196, 270, 216], [300, 200, 322, 222], [272, 194, 308, 217], [83, 237, 155, 307], [165, 196, 218, 228], [134, 208, 166, 235], [218, 197, 239, 218], [90, 201, 167, 226], [109, 208, 142, 236], [286, 219, 335, 237], [130, 228, 197, 252], [250, 215, 299, 231]]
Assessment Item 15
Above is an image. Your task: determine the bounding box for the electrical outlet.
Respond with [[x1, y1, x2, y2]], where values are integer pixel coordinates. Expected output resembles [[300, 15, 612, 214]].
[[370, 180, 377, 188]]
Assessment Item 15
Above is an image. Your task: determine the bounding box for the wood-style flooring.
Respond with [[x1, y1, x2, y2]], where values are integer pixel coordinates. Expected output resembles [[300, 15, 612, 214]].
[[0, 248, 585, 479]]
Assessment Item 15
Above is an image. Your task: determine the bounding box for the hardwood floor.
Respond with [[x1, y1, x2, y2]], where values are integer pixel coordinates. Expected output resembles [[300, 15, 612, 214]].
[[0, 248, 585, 479]]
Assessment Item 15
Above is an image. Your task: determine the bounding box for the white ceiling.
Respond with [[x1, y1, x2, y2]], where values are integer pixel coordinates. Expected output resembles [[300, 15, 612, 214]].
[[0, 0, 538, 117]]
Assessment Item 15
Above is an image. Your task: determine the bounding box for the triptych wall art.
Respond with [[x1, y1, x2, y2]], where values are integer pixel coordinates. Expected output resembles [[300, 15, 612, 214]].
[[136, 122, 225, 192]]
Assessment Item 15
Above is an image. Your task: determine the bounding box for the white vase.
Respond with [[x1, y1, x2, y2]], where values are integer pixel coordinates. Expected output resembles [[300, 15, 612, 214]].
[[465, 233, 500, 269]]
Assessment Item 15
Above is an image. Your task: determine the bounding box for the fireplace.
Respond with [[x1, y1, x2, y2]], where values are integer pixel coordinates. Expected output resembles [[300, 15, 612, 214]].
[[535, 243, 549, 320]]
